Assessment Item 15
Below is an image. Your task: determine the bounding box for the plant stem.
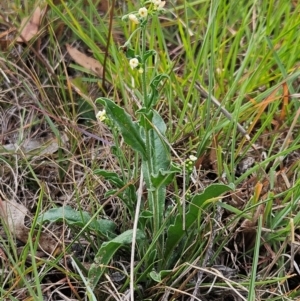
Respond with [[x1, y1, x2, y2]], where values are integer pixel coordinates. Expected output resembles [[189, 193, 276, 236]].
[[141, 24, 148, 107], [140, 20, 160, 238]]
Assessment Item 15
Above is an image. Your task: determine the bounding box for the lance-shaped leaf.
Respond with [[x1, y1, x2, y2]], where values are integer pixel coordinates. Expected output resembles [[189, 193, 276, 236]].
[[143, 49, 156, 62], [141, 110, 173, 231], [94, 169, 125, 188], [151, 164, 181, 188], [97, 98, 147, 159], [88, 229, 145, 288], [165, 184, 232, 261], [37, 206, 116, 239], [148, 74, 169, 108]]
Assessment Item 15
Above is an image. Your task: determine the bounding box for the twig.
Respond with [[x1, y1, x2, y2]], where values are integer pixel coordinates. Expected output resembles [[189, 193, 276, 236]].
[[195, 82, 251, 141]]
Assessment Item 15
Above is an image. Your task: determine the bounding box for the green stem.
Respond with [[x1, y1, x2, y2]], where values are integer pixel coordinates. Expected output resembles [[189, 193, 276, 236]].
[[141, 24, 148, 107], [140, 19, 153, 176], [140, 19, 159, 236]]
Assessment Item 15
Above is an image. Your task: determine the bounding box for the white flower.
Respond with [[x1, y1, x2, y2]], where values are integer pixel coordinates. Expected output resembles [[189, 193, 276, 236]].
[[138, 7, 148, 18], [152, 0, 166, 10], [128, 14, 139, 24], [129, 58, 139, 69], [158, 1, 166, 9], [189, 155, 197, 162], [96, 110, 106, 122]]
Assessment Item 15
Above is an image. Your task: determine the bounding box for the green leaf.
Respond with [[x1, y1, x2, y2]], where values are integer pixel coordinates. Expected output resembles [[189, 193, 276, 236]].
[[137, 108, 154, 130], [151, 163, 181, 188], [88, 229, 145, 288], [96, 98, 147, 159], [217, 201, 251, 219], [138, 210, 153, 227], [152, 109, 167, 135], [104, 189, 118, 197], [165, 184, 232, 260], [141, 110, 170, 188], [143, 49, 156, 62], [126, 48, 135, 58], [94, 169, 125, 188], [37, 206, 116, 238], [150, 110, 169, 172], [148, 74, 169, 107], [149, 269, 172, 282], [141, 110, 174, 230]]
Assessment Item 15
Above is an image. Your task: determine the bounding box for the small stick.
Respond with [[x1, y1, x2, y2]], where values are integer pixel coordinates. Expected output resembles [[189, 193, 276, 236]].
[[195, 82, 251, 141]]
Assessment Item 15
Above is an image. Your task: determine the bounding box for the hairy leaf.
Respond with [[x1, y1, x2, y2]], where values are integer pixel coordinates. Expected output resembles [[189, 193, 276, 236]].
[[88, 229, 145, 288], [165, 184, 232, 261], [97, 98, 147, 159], [38, 206, 116, 238]]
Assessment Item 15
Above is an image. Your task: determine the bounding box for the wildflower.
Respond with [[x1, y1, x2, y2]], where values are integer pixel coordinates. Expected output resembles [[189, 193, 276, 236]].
[[185, 189, 192, 200], [158, 1, 166, 9], [138, 68, 144, 74], [151, 0, 162, 5], [96, 110, 106, 122], [128, 14, 139, 24], [189, 155, 197, 162], [138, 7, 148, 18], [129, 58, 139, 69], [181, 155, 197, 172], [153, 0, 166, 10]]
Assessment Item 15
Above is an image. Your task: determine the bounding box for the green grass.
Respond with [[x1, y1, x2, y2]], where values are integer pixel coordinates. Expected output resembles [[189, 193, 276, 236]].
[[0, 0, 299, 300]]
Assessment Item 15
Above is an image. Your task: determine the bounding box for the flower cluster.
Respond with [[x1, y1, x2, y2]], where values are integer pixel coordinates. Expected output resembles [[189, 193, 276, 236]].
[[151, 0, 166, 10], [96, 109, 106, 122], [184, 155, 197, 173], [126, 1, 166, 72], [185, 189, 192, 200], [127, 0, 166, 25], [127, 7, 148, 26]]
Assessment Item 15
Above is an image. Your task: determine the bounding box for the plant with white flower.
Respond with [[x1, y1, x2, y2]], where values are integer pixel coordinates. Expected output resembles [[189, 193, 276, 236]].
[[151, 0, 166, 10], [96, 109, 106, 122], [124, 2, 167, 73], [96, 1, 172, 270], [129, 58, 139, 69], [138, 7, 148, 18], [183, 154, 198, 173], [128, 13, 139, 24], [157, 1, 166, 10], [189, 155, 197, 162]]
